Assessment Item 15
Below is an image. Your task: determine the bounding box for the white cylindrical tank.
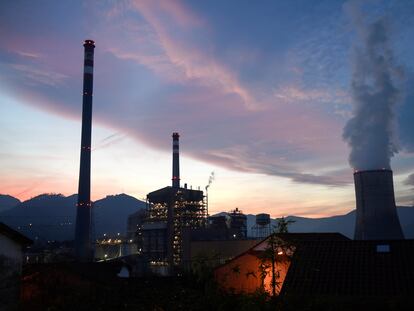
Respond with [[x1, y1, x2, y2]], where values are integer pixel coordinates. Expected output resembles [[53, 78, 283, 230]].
[[354, 169, 404, 240]]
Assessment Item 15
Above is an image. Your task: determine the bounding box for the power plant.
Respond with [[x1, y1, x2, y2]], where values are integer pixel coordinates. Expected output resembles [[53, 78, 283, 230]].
[[74, 40, 95, 261], [141, 133, 207, 272], [353, 169, 404, 240]]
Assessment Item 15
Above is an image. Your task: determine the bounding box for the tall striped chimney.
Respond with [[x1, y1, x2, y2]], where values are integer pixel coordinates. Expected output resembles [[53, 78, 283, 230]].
[[75, 40, 95, 261], [172, 132, 180, 188]]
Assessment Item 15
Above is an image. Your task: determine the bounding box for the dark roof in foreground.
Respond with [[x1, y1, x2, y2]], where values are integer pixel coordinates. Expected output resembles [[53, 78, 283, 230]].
[[281, 239, 414, 297], [214, 232, 349, 270], [0, 222, 33, 246], [274, 232, 350, 242]]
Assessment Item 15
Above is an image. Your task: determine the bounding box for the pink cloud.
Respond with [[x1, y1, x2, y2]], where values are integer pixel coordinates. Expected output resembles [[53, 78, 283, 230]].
[[0, 0, 353, 189], [11, 64, 68, 87], [104, 0, 260, 110]]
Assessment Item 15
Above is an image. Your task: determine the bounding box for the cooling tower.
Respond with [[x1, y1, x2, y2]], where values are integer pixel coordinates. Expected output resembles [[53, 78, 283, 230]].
[[75, 40, 95, 261], [354, 169, 404, 240]]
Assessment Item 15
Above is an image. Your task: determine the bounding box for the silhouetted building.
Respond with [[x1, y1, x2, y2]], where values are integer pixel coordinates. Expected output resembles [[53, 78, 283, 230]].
[[354, 169, 404, 240], [215, 233, 414, 306], [140, 133, 207, 274], [127, 209, 146, 256], [0, 222, 32, 309], [228, 208, 247, 239], [215, 233, 349, 295], [144, 186, 206, 271]]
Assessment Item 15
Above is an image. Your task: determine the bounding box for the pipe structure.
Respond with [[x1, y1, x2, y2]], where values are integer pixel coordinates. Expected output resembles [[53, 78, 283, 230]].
[[354, 169, 404, 240], [172, 132, 180, 188], [75, 40, 95, 261]]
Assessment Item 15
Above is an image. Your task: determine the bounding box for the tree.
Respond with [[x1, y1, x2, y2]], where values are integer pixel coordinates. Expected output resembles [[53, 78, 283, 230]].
[[259, 217, 295, 297]]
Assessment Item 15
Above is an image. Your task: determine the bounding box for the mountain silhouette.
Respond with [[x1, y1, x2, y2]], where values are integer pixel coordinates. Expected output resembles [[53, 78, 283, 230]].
[[0, 193, 145, 242], [1, 193, 413, 241], [0, 194, 21, 213]]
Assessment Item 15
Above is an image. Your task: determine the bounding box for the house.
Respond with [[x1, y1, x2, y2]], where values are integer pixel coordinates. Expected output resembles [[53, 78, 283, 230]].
[[215, 233, 414, 307], [281, 239, 414, 296], [214, 233, 349, 295], [0, 222, 32, 309]]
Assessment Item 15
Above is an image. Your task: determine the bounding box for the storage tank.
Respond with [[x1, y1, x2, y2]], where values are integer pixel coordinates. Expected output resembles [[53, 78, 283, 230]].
[[256, 213, 270, 226], [252, 213, 271, 238]]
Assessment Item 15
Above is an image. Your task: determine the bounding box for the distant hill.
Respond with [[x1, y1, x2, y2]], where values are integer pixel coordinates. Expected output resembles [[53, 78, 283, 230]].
[[232, 206, 414, 239], [0, 194, 21, 213], [0, 193, 145, 242], [1, 193, 413, 242], [94, 194, 146, 237]]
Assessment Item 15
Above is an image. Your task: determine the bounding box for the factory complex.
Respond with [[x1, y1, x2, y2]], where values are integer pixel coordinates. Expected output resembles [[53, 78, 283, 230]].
[[65, 39, 413, 301]]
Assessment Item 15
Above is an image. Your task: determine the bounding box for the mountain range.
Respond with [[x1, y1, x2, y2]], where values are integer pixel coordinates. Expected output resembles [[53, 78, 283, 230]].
[[0, 193, 146, 242], [1, 193, 413, 241]]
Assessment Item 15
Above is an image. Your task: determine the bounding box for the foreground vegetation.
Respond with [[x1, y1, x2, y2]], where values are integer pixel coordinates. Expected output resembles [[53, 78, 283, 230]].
[[20, 262, 414, 311]]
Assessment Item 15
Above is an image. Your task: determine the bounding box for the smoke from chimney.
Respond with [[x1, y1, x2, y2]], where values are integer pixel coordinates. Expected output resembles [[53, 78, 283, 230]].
[[205, 171, 215, 191], [342, 5, 403, 171]]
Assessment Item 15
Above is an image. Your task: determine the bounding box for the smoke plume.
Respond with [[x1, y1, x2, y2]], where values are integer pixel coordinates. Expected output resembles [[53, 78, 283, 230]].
[[205, 171, 215, 190], [343, 5, 403, 171]]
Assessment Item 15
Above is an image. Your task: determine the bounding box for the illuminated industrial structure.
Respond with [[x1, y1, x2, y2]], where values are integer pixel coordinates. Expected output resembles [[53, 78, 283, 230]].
[[140, 133, 207, 272], [353, 169, 404, 240], [94, 234, 137, 261], [75, 40, 95, 261]]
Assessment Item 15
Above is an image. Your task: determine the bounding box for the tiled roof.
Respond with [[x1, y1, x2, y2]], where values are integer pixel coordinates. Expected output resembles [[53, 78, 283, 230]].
[[281, 240, 414, 296], [273, 232, 350, 242], [214, 233, 349, 269]]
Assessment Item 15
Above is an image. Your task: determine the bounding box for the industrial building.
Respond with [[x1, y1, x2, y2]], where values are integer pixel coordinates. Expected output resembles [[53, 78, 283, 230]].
[[139, 133, 207, 273], [227, 208, 247, 239], [144, 185, 207, 268], [131, 133, 255, 274]]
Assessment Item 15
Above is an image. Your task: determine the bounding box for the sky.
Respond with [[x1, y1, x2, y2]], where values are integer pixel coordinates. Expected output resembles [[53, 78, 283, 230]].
[[1, 0, 414, 218]]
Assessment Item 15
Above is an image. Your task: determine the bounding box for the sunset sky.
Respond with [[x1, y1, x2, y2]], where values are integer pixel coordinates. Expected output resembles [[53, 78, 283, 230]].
[[1, 0, 414, 217]]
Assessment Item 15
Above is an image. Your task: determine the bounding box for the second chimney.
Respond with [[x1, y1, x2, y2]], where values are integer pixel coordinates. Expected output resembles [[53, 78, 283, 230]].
[[172, 132, 180, 188]]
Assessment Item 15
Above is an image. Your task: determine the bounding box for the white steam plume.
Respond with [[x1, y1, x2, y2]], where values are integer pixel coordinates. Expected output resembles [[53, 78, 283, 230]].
[[343, 3, 403, 171]]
